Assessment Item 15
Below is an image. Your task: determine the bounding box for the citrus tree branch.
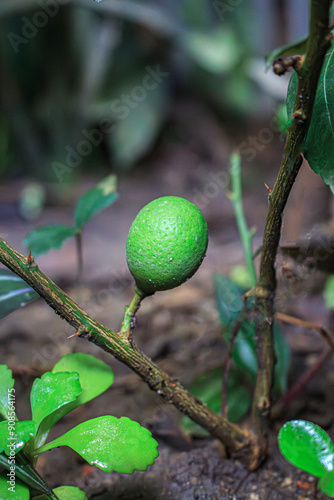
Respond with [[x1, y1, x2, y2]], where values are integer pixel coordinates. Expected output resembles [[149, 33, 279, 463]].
[[249, 0, 332, 459], [0, 237, 260, 469]]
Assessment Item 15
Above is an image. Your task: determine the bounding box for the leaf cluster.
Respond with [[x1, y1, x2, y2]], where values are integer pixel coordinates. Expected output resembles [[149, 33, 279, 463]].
[[0, 353, 159, 499], [0, 0, 258, 176], [23, 174, 118, 256]]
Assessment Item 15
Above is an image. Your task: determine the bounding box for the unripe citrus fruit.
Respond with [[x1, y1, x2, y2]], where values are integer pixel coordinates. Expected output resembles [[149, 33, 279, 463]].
[[126, 196, 208, 294]]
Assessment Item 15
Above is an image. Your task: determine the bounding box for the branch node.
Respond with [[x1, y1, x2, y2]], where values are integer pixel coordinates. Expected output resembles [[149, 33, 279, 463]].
[[292, 109, 307, 122], [68, 326, 90, 339], [273, 55, 304, 76]]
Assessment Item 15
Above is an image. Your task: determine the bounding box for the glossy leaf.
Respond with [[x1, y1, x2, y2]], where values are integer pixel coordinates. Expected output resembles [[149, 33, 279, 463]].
[[319, 470, 334, 497], [52, 353, 114, 408], [36, 416, 159, 474], [0, 269, 38, 319], [0, 472, 30, 500], [0, 365, 15, 419], [23, 224, 76, 256], [74, 175, 119, 229], [34, 355, 114, 451], [265, 36, 308, 70], [0, 451, 57, 498], [31, 372, 82, 430], [287, 45, 334, 191], [34, 485, 88, 500], [0, 420, 36, 455], [278, 420, 334, 478]]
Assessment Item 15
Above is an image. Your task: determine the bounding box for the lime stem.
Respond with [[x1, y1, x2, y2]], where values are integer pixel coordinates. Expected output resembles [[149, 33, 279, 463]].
[[120, 288, 147, 334]]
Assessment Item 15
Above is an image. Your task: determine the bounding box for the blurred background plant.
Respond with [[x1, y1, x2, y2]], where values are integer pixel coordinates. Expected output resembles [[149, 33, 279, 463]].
[[0, 0, 308, 184]]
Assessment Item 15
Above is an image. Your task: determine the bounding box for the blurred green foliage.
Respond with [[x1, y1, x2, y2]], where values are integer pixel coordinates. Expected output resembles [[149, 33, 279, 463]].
[[0, 0, 262, 179]]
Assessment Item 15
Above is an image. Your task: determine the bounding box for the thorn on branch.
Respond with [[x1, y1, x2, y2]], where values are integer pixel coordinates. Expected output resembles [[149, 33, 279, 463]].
[[292, 110, 307, 122], [264, 183, 272, 200], [27, 250, 34, 266], [68, 326, 90, 339], [273, 55, 304, 76]]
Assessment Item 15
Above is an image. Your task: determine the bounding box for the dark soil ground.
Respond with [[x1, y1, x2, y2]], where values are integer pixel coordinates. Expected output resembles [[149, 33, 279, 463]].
[[1, 108, 334, 499]]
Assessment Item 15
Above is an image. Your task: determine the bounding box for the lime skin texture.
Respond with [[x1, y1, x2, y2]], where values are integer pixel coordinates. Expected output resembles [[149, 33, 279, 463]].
[[126, 196, 208, 294]]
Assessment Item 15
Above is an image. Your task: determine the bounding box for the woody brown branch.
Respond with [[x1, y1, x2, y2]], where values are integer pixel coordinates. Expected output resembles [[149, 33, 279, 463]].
[[250, 0, 332, 461]]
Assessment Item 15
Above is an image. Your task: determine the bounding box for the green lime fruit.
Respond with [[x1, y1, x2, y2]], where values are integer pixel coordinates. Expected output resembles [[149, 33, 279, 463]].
[[126, 196, 208, 294]]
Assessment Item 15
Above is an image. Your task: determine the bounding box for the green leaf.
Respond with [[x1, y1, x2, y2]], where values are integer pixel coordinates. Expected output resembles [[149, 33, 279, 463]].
[[275, 103, 292, 134], [287, 44, 334, 191], [273, 322, 290, 394], [33, 354, 114, 451], [214, 274, 243, 325], [0, 451, 57, 498], [74, 175, 119, 229], [0, 269, 38, 319], [265, 36, 308, 71], [30, 372, 82, 442], [232, 321, 257, 379], [52, 353, 114, 408], [319, 470, 334, 497], [228, 265, 253, 289], [0, 365, 15, 419], [181, 28, 242, 74], [35, 416, 159, 474], [278, 420, 334, 478], [0, 471, 30, 500], [324, 275, 334, 310], [109, 70, 170, 167], [23, 225, 76, 256], [226, 369, 252, 423], [0, 420, 36, 455], [180, 366, 251, 436], [33, 485, 87, 500]]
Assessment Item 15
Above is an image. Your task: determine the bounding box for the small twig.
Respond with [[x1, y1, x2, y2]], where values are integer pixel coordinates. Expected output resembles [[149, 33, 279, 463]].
[[283, 348, 333, 407], [271, 312, 334, 415], [276, 311, 334, 351]]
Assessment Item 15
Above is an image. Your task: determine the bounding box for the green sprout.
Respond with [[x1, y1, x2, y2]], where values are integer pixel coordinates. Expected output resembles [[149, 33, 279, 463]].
[[278, 419, 334, 498], [23, 174, 119, 282], [0, 353, 159, 500]]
